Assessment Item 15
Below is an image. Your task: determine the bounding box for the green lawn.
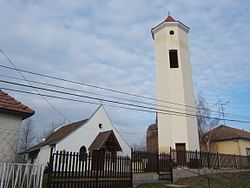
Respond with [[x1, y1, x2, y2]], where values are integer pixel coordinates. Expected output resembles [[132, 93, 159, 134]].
[[136, 171, 250, 188]]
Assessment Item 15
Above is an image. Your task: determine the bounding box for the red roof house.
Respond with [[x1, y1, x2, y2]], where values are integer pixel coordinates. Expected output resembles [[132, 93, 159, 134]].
[[0, 90, 34, 162]]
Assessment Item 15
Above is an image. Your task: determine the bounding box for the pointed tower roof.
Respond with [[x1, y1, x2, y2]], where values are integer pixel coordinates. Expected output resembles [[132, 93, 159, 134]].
[[164, 15, 176, 22], [151, 15, 190, 39]]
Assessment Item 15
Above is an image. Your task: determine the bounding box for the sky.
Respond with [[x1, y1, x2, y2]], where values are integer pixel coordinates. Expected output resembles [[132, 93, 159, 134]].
[[0, 0, 250, 146]]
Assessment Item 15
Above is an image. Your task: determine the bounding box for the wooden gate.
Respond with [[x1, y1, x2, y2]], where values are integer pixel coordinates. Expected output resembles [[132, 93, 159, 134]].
[[47, 150, 132, 188], [132, 150, 173, 182]]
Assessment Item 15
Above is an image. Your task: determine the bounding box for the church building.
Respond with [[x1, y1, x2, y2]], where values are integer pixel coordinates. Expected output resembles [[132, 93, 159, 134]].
[[147, 15, 199, 153]]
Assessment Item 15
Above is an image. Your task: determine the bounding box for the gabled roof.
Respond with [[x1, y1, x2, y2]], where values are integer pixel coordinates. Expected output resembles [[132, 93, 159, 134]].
[[0, 90, 34, 119], [24, 119, 88, 153], [202, 125, 250, 142], [89, 130, 122, 151]]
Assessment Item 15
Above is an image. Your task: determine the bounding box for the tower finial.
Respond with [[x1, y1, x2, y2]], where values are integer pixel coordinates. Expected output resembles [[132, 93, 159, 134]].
[[168, 11, 170, 16]]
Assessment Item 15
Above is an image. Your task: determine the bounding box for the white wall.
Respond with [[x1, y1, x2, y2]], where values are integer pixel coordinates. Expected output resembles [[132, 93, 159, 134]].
[[33, 106, 131, 165], [33, 145, 52, 166], [57, 106, 131, 156], [0, 113, 22, 162], [153, 22, 199, 152]]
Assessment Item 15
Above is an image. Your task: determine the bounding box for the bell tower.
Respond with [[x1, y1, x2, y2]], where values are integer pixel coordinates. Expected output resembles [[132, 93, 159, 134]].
[[151, 15, 199, 153]]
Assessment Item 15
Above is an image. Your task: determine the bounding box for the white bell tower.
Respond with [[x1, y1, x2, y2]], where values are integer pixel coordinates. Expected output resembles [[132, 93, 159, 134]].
[[151, 15, 199, 153]]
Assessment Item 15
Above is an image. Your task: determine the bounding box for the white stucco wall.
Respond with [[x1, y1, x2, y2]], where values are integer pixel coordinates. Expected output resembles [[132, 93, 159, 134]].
[[33, 145, 52, 166], [33, 106, 131, 165], [57, 106, 131, 156], [153, 22, 199, 153], [0, 113, 22, 162]]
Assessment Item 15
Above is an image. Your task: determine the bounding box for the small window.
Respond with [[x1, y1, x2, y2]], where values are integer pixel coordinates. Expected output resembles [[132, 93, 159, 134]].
[[99, 123, 103, 129], [169, 50, 179, 68], [169, 30, 174, 35]]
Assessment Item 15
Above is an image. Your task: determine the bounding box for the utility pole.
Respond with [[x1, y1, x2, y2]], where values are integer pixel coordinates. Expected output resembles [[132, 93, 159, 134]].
[[217, 100, 230, 124]]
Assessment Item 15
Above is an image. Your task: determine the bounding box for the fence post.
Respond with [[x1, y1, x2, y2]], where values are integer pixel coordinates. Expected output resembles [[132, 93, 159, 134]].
[[217, 152, 220, 169], [207, 152, 210, 169], [156, 152, 159, 174], [170, 147, 173, 183], [130, 148, 133, 188], [195, 150, 198, 169], [95, 151, 100, 188], [234, 154, 238, 169], [47, 147, 54, 188]]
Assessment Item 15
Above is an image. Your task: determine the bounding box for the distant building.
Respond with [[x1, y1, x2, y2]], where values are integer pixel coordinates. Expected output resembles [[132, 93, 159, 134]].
[[151, 15, 199, 153], [24, 105, 131, 166], [146, 123, 158, 153], [201, 125, 250, 156], [0, 90, 34, 162]]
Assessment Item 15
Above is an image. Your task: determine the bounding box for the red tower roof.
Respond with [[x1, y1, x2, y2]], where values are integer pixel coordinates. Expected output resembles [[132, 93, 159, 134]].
[[164, 15, 176, 22]]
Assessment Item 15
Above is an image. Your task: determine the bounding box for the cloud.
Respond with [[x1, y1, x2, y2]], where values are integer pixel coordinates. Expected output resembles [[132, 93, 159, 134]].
[[0, 0, 250, 146]]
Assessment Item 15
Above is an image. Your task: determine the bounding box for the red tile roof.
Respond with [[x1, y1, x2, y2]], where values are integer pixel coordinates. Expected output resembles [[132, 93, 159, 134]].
[[0, 90, 34, 119], [164, 15, 176, 22], [202, 125, 250, 142]]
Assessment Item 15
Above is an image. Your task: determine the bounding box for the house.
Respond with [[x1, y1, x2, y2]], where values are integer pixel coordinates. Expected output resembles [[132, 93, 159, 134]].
[[201, 125, 250, 156], [0, 90, 34, 162], [24, 105, 131, 166]]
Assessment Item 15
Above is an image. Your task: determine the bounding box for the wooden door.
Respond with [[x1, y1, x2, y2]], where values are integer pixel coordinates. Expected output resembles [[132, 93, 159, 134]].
[[92, 149, 105, 170], [176, 143, 186, 166]]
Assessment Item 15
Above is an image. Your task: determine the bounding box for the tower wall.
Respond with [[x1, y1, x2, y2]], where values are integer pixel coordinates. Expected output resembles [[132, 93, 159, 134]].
[[153, 21, 199, 153]]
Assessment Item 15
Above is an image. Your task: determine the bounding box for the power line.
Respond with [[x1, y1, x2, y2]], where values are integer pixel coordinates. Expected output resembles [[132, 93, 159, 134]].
[[0, 63, 224, 112], [0, 73, 223, 117], [0, 49, 70, 122], [1, 85, 250, 125], [0, 80, 215, 118], [0, 63, 249, 120], [4, 73, 249, 120]]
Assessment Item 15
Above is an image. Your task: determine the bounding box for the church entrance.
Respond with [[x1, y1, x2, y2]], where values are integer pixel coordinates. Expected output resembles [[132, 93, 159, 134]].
[[89, 130, 122, 170]]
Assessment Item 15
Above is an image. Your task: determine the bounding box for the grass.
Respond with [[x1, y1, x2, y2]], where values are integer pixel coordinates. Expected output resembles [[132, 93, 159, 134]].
[[136, 171, 250, 188]]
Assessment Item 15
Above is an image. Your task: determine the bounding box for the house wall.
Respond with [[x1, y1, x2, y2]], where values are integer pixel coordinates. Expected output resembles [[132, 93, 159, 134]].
[[153, 22, 199, 153], [57, 106, 131, 157], [208, 139, 250, 155], [0, 113, 22, 162], [33, 145, 51, 166], [33, 106, 131, 166]]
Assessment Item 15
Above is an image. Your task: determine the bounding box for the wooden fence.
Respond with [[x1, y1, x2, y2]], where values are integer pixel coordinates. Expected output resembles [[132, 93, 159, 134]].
[[132, 150, 173, 182], [171, 149, 250, 169], [47, 150, 132, 188]]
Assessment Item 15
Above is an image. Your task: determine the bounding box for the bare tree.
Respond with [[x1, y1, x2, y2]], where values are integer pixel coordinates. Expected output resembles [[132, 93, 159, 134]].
[[18, 119, 36, 162], [36, 123, 61, 143], [132, 136, 147, 151], [19, 119, 35, 152], [196, 95, 219, 151]]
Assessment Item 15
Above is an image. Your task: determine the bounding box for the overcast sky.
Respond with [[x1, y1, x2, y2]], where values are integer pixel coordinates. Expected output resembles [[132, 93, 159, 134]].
[[0, 0, 250, 146]]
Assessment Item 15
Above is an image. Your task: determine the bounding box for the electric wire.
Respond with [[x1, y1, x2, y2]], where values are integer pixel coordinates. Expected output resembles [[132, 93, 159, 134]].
[[1, 84, 250, 125], [0, 49, 70, 122], [0, 63, 249, 120]]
